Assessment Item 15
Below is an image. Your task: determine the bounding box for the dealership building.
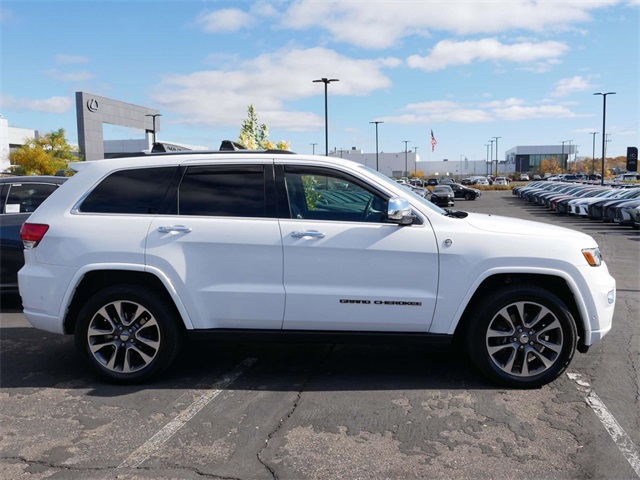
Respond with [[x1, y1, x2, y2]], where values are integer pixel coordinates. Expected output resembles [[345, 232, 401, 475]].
[[504, 145, 577, 173]]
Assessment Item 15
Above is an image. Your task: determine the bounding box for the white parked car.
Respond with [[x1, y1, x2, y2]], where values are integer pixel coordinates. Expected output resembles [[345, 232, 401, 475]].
[[18, 144, 616, 387], [474, 177, 490, 186], [494, 177, 509, 186]]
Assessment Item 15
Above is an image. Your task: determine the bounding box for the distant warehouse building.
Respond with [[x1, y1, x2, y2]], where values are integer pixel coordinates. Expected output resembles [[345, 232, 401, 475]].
[[328, 147, 490, 178], [505, 145, 576, 174]]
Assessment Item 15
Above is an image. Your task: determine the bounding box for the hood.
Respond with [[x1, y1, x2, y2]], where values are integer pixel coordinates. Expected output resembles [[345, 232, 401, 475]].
[[464, 212, 592, 242]]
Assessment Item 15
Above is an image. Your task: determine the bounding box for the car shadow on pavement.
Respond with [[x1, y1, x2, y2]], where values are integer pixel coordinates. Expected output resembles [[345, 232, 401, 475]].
[[0, 326, 494, 393]]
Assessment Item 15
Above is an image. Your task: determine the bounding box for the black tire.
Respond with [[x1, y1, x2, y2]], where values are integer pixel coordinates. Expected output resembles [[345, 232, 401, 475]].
[[75, 285, 182, 384], [466, 285, 577, 388], [465, 192, 473, 201]]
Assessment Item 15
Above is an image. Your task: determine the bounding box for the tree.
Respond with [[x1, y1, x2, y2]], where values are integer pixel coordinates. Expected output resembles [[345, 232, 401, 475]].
[[238, 105, 290, 150], [9, 128, 80, 175], [540, 157, 562, 175]]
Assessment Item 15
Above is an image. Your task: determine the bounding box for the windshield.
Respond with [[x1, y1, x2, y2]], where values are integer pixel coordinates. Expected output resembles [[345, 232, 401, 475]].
[[359, 165, 447, 214]]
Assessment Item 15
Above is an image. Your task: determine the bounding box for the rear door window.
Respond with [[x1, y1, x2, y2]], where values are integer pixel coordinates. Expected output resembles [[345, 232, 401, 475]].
[[176, 165, 270, 218]]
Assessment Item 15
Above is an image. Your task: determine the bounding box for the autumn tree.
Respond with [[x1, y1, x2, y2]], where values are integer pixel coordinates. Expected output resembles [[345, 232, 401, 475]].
[[238, 105, 290, 151], [9, 128, 80, 175], [540, 157, 562, 175]]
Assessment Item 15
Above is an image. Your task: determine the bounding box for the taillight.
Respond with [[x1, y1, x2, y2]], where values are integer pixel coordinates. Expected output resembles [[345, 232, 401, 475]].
[[20, 223, 49, 249]]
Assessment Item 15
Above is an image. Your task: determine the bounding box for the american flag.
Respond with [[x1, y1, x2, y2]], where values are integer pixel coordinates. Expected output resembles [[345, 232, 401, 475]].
[[431, 129, 437, 152]]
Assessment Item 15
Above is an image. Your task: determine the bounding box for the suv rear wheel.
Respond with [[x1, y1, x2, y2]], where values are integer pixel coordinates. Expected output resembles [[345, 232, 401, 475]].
[[74, 285, 182, 383], [466, 285, 577, 388]]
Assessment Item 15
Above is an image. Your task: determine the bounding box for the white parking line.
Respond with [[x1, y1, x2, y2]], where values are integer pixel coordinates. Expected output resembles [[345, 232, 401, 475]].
[[567, 372, 640, 478], [118, 358, 257, 469]]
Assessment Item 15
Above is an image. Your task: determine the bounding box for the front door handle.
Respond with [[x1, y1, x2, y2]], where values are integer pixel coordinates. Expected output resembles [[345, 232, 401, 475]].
[[158, 225, 192, 234], [290, 230, 325, 238]]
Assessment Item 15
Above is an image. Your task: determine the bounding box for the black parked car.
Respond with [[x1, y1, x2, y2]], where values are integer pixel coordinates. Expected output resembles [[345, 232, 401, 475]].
[[447, 183, 482, 200], [0, 175, 68, 291], [430, 185, 455, 207]]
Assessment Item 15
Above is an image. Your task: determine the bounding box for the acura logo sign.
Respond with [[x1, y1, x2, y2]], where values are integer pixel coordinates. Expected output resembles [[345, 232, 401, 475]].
[[86, 98, 99, 112]]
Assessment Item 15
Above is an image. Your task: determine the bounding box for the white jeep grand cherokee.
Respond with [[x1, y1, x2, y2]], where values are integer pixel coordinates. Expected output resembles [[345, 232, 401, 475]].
[[18, 147, 616, 387]]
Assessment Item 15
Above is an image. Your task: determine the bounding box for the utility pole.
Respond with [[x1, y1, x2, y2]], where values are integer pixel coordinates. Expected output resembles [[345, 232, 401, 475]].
[[403, 140, 410, 177]]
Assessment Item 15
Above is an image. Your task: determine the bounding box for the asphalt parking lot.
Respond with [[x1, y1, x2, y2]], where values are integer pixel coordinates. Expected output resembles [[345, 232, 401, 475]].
[[1, 189, 638, 480]]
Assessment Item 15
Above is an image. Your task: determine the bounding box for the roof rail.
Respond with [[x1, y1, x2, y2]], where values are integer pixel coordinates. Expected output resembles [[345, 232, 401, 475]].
[[103, 140, 296, 159], [219, 140, 248, 151]]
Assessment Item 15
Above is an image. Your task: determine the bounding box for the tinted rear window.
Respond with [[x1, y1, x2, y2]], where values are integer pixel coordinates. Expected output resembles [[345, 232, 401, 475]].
[[80, 167, 177, 214], [177, 165, 266, 217]]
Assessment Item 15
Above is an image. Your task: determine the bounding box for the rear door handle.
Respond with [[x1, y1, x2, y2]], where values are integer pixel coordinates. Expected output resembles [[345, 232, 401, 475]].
[[290, 230, 325, 238], [158, 225, 192, 234]]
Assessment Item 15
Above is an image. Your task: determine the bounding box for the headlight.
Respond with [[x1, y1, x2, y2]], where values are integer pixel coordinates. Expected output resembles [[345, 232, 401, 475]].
[[582, 247, 602, 267]]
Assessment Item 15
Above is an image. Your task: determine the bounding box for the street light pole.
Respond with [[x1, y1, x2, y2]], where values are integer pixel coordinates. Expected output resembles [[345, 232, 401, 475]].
[[493, 136, 501, 177], [403, 140, 410, 177], [568, 140, 573, 172], [488, 140, 494, 176], [413, 147, 418, 174], [560, 140, 570, 174], [313, 78, 339, 156], [145, 113, 162, 145], [589, 132, 598, 175], [370, 121, 383, 171], [485, 144, 490, 175], [310, 143, 317, 155], [594, 92, 615, 185]]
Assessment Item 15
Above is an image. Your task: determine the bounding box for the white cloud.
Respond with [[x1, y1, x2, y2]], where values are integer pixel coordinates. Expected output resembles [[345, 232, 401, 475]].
[[195, 8, 254, 33], [551, 75, 596, 97], [45, 69, 94, 82], [480, 98, 527, 108], [380, 96, 584, 124], [152, 47, 399, 129], [1, 95, 73, 114], [407, 39, 569, 71], [381, 100, 493, 124], [493, 104, 581, 120], [281, 1, 601, 49], [55, 54, 89, 64]]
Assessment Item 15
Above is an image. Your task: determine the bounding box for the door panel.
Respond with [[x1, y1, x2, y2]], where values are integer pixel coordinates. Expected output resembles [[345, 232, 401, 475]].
[[146, 216, 285, 330], [278, 165, 438, 332]]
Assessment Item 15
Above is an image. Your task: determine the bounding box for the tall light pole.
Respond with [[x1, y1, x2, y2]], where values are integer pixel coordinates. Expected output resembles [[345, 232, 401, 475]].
[[568, 140, 573, 172], [560, 140, 570, 174], [594, 92, 615, 185], [590, 132, 598, 175], [370, 121, 383, 171], [313, 78, 339, 156], [485, 144, 491, 175], [145, 113, 162, 145], [310, 143, 317, 155], [488, 140, 494, 176], [413, 146, 418, 174], [493, 136, 501, 177], [403, 140, 410, 177]]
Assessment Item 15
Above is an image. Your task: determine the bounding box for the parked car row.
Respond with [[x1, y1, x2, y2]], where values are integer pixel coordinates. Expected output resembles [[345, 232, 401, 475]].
[[512, 180, 640, 229]]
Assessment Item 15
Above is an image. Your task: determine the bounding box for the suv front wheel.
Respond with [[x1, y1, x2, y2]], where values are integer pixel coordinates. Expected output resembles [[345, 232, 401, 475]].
[[466, 285, 577, 388], [74, 285, 182, 383]]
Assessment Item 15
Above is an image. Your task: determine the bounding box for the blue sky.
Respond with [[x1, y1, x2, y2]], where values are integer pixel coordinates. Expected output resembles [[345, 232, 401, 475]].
[[1, 0, 638, 162]]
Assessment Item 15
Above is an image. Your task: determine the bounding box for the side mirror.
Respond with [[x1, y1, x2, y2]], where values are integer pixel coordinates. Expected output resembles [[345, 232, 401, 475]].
[[387, 197, 414, 225]]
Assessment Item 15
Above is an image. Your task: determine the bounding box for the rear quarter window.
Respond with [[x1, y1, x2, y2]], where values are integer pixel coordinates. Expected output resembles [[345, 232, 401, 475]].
[[79, 167, 177, 214]]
